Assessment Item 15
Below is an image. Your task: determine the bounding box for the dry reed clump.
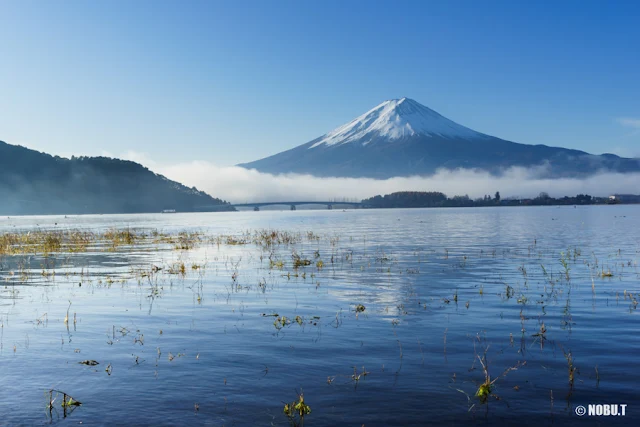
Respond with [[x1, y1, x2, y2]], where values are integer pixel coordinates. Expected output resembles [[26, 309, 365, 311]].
[[0, 228, 150, 256], [104, 228, 136, 246], [0, 231, 67, 255], [0, 227, 321, 258]]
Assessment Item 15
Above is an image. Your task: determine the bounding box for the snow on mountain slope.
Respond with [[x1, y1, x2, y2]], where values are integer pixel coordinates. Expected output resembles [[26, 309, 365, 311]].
[[309, 97, 483, 149], [238, 97, 640, 179]]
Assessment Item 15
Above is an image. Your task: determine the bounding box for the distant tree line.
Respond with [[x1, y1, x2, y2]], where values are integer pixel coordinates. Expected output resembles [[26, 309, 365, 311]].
[[361, 191, 618, 209], [517, 192, 604, 206]]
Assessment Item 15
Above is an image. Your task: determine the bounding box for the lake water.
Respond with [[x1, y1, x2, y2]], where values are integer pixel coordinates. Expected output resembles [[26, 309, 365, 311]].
[[0, 206, 638, 426]]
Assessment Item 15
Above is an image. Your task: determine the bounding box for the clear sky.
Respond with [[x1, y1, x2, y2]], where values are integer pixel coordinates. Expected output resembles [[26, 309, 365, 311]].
[[1, 0, 639, 167]]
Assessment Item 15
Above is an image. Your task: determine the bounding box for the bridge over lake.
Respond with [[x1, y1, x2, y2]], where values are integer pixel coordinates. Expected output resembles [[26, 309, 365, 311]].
[[229, 201, 363, 211], [192, 201, 365, 211]]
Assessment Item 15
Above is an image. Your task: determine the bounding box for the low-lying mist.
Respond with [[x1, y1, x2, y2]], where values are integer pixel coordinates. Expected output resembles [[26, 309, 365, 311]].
[[157, 161, 640, 203]]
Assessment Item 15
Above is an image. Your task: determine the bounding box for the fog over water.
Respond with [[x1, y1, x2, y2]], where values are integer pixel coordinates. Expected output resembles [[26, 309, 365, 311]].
[[156, 160, 640, 203]]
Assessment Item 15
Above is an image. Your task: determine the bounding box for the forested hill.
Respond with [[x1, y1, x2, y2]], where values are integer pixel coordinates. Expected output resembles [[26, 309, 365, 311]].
[[0, 140, 233, 215]]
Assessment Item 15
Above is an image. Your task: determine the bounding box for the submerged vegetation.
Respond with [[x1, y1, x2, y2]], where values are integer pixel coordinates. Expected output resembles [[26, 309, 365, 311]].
[[0, 216, 638, 425]]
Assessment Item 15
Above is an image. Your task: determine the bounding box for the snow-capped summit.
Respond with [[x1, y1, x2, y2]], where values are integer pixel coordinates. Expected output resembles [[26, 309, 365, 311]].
[[310, 97, 481, 148], [238, 97, 640, 179]]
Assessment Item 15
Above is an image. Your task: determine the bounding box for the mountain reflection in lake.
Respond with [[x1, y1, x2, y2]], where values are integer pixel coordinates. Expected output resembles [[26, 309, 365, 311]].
[[0, 207, 638, 426]]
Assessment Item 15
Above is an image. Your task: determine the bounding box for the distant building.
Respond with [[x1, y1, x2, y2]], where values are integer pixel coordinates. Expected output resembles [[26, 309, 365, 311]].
[[610, 194, 640, 203]]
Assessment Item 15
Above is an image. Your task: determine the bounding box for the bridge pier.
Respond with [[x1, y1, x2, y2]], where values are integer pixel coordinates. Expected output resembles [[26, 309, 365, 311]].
[[253, 206, 260, 211], [290, 205, 296, 211]]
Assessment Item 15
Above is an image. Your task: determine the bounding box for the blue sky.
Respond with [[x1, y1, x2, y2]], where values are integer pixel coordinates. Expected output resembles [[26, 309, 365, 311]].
[[1, 0, 639, 167]]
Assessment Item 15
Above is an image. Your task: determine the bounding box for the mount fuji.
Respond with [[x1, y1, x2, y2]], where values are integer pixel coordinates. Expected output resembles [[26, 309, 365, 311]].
[[238, 98, 640, 178]]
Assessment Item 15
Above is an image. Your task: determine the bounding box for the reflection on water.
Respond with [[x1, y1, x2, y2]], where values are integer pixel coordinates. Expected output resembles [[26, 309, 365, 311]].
[[0, 206, 639, 425]]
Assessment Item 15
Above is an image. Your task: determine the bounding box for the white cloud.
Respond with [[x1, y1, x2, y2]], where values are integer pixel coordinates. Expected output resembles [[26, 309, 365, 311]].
[[155, 162, 640, 203], [617, 118, 640, 129]]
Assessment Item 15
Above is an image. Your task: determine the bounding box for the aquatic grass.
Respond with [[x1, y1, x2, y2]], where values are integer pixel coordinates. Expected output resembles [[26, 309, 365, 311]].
[[473, 343, 526, 405], [104, 228, 136, 248], [562, 348, 577, 390], [283, 391, 311, 427], [559, 251, 571, 281], [168, 262, 187, 276], [47, 389, 82, 421], [63, 300, 71, 325], [600, 268, 613, 278], [292, 253, 311, 269]]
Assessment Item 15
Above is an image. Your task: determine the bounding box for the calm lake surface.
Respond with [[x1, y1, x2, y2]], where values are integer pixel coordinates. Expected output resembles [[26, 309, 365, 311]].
[[1, 206, 638, 426]]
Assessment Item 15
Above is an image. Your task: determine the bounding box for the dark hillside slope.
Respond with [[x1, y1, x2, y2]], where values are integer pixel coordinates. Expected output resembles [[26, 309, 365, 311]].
[[0, 140, 233, 215]]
